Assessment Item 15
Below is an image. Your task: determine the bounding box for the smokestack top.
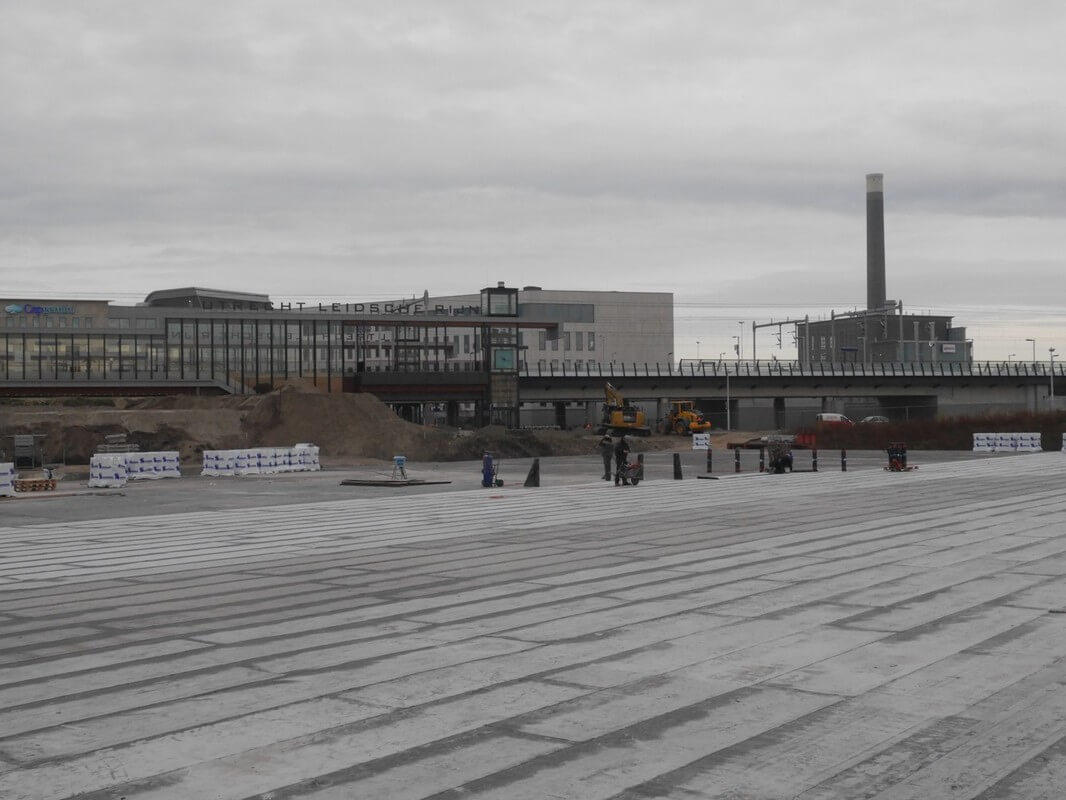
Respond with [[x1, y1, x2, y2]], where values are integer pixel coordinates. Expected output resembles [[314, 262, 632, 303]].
[[866, 173, 884, 192]]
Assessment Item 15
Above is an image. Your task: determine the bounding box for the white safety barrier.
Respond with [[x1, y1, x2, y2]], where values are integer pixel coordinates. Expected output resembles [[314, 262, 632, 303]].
[[0, 462, 16, 497], [88, 454, 129, 488], [973, 432, 1042, 453], [201, 445, 320, 477], [1062, 432, 1066, 452]]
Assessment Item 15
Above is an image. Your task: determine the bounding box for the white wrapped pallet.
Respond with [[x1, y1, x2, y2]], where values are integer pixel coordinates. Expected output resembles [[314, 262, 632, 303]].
[[277, 447, 293, 471], [1016, 433, 1042, 452], [0, 462, 16, 497], [201, 450, 221, 476], [204, 449, 238, 476], [237, 449, 260, 475], [972, 432, 995, 453], [129, 453, 161, 479], [159, 451, 182, 477], [294, 443, 320, 471], [89, 454, 128, 488]]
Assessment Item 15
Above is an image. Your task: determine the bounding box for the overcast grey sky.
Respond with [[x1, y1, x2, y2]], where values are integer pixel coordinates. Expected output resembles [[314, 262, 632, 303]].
[[3, 1, 1064, 360]]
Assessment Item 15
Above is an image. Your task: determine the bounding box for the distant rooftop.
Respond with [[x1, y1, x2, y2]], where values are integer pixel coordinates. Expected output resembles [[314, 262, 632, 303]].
[[143, 287, 273, 309]]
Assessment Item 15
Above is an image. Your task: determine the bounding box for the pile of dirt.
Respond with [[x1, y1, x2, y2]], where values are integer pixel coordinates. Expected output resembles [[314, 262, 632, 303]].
[[1, 388, 764, 465]]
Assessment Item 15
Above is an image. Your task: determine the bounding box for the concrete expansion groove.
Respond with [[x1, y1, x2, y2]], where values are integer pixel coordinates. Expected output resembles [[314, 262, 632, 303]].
[[1, 453, 1066, 798]]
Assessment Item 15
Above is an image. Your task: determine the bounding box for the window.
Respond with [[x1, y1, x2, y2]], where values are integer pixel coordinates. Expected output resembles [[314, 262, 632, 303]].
[[45, 316, 54, 328], [59, 317, 68, 328], [575, 332, 583, 351], [551, 337, 559, 352], [72, 317, 80, 328], [563, 332, 571, 351], [588, 332, 596, 351], [575, 359, 583, 370], [84, 317, 94, 328], [537, 359, 546, 370], [538, 331, 546, 350]]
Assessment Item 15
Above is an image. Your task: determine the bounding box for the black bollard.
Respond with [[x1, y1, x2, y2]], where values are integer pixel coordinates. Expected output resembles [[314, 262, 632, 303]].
[[759, 447, 765, 473], [734, 448, 741, 473], [637, 452, 645, 481], [706, 447, 713, 473], [812, 448, 819, 472], [524, 458, 540, 487], [841, 448, 847, 472], [673, 452, 683, 480]]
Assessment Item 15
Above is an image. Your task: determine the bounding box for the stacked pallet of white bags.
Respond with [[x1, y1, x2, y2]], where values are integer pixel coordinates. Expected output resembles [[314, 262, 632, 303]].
[[201, 445, 320, 477], [88, 454, 129, 488], [124, 451, 182, 479], [0, 462, 16, 497], [972, 432, 1042, 453]]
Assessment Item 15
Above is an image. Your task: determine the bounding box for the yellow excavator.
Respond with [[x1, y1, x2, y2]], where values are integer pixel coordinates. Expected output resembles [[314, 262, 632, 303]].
[[665, 400, 712, 435], [598, 383, 651, 436]]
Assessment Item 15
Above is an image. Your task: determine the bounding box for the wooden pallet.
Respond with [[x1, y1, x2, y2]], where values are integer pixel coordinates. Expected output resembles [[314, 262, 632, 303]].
[[14, 479, 57, 492]]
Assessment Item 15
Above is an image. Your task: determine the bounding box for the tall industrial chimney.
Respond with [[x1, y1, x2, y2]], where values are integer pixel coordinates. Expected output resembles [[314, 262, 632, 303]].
[[866, 173, 886, 311]]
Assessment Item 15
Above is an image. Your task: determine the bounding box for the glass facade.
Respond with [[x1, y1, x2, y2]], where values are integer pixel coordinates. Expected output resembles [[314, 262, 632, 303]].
[[1, 317, 500, 392]]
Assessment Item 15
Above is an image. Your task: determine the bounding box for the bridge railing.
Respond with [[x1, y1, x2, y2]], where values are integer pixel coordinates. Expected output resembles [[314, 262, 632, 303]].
[[518, 360, 1065, 379]]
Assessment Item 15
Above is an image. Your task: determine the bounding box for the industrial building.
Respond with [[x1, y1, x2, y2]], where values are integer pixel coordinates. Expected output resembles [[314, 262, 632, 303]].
[[795, 174, 973, 365]]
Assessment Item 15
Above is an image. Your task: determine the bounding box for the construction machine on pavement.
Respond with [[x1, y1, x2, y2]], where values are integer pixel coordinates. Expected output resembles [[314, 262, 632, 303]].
[[664, 400, 713, 435], [597, 383, 651, 436]]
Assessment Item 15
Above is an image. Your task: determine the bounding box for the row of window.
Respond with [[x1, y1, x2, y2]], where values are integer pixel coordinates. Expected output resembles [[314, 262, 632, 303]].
[[5, 316, 96, 329], [535, 359, 598, 371], [536, 330, 596, 352]]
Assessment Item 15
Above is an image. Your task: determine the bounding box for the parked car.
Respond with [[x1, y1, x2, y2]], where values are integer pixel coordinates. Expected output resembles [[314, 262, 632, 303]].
[[815, 413, 853, 426], [859, 415, 890, 424]]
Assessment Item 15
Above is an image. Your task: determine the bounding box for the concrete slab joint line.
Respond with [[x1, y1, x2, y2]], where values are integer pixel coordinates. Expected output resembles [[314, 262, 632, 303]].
[[0, 453, 1065, 799]]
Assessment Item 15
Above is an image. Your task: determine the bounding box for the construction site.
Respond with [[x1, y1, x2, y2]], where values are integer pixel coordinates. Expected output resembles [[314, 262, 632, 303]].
[[0, 386, 762, 474]]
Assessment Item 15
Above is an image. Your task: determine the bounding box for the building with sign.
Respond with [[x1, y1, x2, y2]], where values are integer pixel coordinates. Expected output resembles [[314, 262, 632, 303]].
[[0, 284, 673, 427]]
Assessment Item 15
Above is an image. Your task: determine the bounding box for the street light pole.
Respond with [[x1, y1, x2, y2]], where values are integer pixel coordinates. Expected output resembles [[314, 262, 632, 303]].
[[725, 364, 731, 431], [738, 322, 744, 362], [1008, 353, 1015, 363], [1051, 347, 1057, 410], [696, 340, 700, 360], [1026, 338, 1036, 362]]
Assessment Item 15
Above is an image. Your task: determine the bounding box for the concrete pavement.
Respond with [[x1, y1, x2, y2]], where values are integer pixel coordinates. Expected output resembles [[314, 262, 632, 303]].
[[1, 451, 1065, 798]]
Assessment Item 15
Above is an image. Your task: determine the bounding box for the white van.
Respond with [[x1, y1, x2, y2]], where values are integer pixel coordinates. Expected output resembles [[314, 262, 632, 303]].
[[815, 413, 853, 426]]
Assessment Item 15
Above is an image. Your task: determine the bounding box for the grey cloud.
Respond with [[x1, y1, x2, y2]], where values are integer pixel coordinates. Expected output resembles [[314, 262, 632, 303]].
[[2, 1, 1065, 359]]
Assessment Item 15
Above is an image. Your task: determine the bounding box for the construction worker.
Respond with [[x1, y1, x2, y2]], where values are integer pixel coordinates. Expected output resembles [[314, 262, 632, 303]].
[[597, 434, 613, 480], [614, 435, 631, 485]]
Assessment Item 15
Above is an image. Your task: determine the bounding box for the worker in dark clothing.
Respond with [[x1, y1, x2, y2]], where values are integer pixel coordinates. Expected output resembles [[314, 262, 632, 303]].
[[597, 435, 614, 480], [614, 435, 631, 485]]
